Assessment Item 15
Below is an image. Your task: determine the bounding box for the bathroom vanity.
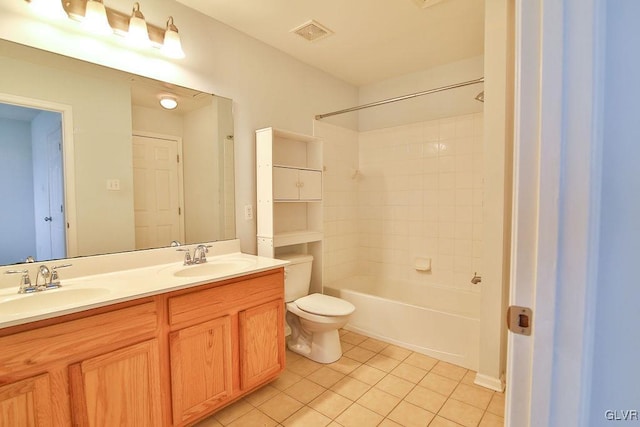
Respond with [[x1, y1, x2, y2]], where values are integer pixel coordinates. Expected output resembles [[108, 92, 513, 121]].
[[0, 242, 287, 426]]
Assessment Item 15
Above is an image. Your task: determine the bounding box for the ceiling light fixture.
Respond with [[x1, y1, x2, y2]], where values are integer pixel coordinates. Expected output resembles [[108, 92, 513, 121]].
[[159, 96, 178, 110], [127, 2, 150, 47], [82, 0, 112, 36], [161, 16, 185, 59]]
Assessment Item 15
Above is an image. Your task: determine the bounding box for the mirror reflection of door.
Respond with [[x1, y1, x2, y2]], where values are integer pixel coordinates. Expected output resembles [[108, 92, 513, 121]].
[[0, 102, 65, 264], [132, 133, 184, 250]]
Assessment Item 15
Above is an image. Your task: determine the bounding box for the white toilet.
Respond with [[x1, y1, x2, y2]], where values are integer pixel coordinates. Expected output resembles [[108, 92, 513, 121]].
[[279, 253, 355, 364]]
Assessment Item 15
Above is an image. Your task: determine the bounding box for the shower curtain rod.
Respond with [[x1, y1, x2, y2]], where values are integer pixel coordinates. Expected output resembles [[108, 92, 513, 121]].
[[315, 77, 485, 120]]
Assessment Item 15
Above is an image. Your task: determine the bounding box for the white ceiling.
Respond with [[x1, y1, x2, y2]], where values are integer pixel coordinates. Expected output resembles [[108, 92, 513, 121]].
[[177, 0, 485, 87]]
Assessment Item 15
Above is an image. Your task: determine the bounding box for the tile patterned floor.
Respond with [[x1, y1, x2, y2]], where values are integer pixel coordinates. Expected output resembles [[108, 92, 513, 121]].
[[195, 330, 505, 427]]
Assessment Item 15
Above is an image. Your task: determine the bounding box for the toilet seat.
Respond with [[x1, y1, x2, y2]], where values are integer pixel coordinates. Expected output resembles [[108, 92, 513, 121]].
[[294, 293, 355, 316]]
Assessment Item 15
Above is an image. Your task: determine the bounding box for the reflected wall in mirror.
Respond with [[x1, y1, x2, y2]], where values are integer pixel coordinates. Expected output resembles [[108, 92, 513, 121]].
[[0, 39, 235, 266]]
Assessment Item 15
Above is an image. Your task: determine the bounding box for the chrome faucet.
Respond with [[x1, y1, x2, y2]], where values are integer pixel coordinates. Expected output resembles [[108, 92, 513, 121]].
[[192, 245, 211, 264], [177, 245, 212, 265], [36, 264, 72, 290], [471, 273, 482, 284]]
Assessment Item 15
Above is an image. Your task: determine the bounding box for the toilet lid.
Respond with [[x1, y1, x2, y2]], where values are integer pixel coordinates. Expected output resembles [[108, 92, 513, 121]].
[[295, 293, 355, 316]]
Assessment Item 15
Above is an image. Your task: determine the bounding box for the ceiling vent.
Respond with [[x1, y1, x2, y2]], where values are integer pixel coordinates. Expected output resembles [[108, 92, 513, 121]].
[[291, 20, 333, 42], [412, 0, 447, 8]]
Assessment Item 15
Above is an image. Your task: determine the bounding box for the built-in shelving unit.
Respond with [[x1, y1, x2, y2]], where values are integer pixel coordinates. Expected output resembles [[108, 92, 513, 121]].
[[256, 127, 323, 293]]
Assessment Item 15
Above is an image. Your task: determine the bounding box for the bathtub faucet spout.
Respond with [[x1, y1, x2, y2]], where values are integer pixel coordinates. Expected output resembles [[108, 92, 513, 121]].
[[471, 273, 482, 284]]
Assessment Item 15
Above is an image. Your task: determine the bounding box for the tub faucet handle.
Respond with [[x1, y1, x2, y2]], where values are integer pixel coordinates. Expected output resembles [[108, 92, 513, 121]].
[[471, 273, 482, 285]]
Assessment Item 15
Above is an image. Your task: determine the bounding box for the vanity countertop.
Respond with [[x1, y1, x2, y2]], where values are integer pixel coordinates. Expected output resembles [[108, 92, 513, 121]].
[[0, 250, 288, 329]]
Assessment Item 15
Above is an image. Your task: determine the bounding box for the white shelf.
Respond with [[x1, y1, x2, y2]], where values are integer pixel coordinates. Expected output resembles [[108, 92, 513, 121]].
[[273, 231, 323, 247]]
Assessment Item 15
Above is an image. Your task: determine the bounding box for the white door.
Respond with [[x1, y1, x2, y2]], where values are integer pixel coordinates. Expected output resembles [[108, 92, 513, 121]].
[[47, 121, 66, 259], [298, 170, 322, 200], [273, 166, 300, 200], [132, 135, 183, 249]]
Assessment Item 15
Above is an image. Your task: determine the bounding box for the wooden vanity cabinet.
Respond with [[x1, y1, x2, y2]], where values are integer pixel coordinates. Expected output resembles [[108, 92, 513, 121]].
[[0, 268, 285, 427]]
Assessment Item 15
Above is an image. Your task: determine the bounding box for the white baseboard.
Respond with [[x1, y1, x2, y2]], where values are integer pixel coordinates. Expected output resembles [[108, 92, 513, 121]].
[[474, 372, 505, 392]]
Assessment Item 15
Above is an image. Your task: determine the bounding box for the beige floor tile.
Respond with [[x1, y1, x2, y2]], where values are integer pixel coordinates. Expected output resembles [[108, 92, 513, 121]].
[[357, 387, 401, 416], [335, 402, 384, 427], [359, 337, 389, 353], [438, 399, 484, 427], [271, 370, 303, 391], [258, 393, 304, 423], [486, 393, 505, 417], [344, 346, 377, 363], [244, 384, 281, 407], [460, 370, 477, 385], [450, 383, 494, 410], [340, 341, 356, 353], [387, 401, 435, 427], [341, 331, 368, 345], [306, 366, 346, 388], [214, 399, 254, 425], [287, 357, 324, 377], [328, 355, 362, 375], [286, 349, 303, 364], [309, 390, 353, 419], [381, 344, 413, 361], [283, 378, 326, 404], [405, 384, 448, 413], [430, 361, 468, 382], [282, 407, 332, 427], [375, 374, 415, 399], [379, 419, 404, 427], [330, 376, 371, 401], [391, 362, 429, 384], [404, 352, 439, 371], [349, 364, 387, 385], [419, 372, 459, 397], [479, 412, 504, 427], [366, 354, 402, 372], [428, 415, 465, 427], [193, 415, 224, 427], [227, 408, 278, 427]]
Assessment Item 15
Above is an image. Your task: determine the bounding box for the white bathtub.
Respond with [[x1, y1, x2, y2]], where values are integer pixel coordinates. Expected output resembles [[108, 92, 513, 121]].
[[324, 275, 480, 371]]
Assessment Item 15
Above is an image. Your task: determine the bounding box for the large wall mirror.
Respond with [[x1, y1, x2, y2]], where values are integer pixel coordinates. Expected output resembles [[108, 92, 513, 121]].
[[0, 39, 235, 266]]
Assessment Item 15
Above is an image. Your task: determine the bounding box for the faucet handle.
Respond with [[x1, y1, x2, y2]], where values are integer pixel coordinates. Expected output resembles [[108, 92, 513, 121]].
[[176, 248, 192, 265], [5, 269, 36, 294], [49, 264, 72, 288]]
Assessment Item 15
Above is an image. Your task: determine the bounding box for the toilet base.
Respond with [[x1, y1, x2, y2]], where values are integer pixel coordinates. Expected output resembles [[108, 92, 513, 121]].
[[287, 329, 342, 364]]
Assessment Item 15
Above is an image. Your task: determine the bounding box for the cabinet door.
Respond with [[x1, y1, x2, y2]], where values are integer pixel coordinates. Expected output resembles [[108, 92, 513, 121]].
[[69, 339, 163, 427], [239, 299, 285, 390], [273, 166, 300, 200], [298, 169, 322, 200], [0, 374, 52, 427], [170, 316, 233, 425]]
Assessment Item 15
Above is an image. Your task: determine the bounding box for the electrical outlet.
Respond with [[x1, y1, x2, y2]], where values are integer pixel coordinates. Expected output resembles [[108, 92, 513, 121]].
[[244, 204, 254, 220], [106, 179, 121, 191]]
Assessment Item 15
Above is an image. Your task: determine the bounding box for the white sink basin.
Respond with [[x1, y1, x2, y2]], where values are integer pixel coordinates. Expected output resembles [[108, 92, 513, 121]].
[[172, 260, 254, 278], [0, 287, 111, 316]]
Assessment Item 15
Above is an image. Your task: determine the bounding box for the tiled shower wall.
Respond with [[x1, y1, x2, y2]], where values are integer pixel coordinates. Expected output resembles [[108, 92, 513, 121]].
[[357, 113, 484, 291], [319, 112, 483, 291]]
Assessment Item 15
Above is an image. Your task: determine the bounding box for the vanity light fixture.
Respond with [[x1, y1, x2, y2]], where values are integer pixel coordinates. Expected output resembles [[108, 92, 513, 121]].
[[23, 0, 186, 59], [126, 2, 150, 47], [161, 17, 185, 59], [159, 96, 178, 110], [82, 0, 112, 36]]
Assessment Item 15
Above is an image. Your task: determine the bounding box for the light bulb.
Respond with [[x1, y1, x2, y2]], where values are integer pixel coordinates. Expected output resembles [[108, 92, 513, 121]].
[[161, 17, 185, 59], [127, 2, 150, 47], [28, 0, 68, 19], [82, 0, 112, 36]]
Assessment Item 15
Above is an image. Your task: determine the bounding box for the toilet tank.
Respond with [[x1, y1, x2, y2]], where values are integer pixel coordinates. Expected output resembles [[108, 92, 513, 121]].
[[277, 253, 314, 302]]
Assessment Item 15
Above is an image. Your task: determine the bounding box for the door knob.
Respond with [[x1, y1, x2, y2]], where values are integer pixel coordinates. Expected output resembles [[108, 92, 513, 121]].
[[44, 216, 52, 221]]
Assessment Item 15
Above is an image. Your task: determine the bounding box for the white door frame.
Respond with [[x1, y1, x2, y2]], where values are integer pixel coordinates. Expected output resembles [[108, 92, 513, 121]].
[[0, 92, 78, 258], [506, 0, 604, 425]]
